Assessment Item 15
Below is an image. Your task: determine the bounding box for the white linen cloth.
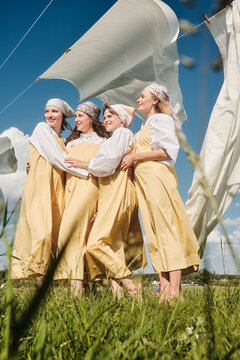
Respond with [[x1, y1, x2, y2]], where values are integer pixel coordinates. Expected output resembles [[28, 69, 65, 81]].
[[40, 0, 186, 123], [0, 135, 18, 222], [185, 1, 240, 252], [146, 114, 179, 166], [30, 122, 89, 178], [88, 127, 133, 177], [0, 136, 17, 174]]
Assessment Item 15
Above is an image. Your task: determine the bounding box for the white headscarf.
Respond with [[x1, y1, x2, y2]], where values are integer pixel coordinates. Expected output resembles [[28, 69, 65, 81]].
[[110, 104, 135, 127], [45, 98, 75, 118]]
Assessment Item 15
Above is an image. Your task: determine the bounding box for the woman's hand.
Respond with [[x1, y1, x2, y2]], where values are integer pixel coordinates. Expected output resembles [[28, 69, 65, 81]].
[[26, 162, 31, 174], [64, 157, 88, 169], [127, 166, 134, 181], [120, 154, 135, 171]]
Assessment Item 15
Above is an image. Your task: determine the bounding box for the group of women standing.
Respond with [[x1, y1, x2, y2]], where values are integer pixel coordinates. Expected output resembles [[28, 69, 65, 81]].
[[11, 83, 201, 302]]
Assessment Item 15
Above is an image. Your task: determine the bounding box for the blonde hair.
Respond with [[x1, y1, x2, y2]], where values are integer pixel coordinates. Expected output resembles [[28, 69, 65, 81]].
[[151, 93, 172, 117]]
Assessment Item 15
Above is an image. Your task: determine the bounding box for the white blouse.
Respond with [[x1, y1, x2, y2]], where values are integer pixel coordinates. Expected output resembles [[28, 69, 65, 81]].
[[30, 122, 88, 178], [88, 127, 133, 177], [66, 132, 105, 150], [145, 114, 179, 167]]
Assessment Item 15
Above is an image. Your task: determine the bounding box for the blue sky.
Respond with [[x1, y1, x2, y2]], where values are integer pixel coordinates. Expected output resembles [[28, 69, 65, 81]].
[[0, 0, 238, 274]]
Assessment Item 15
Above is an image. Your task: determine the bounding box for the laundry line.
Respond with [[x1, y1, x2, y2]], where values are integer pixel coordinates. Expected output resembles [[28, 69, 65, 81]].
[[0, 0, 54, 72], [0, 16, 209, 117]]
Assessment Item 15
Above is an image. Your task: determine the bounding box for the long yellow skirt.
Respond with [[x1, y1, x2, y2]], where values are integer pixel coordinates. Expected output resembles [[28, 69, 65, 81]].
[[86, 170, 146, 280], [135, 160, 201, 275], [11, 140, 65, 279], [54, 143, 100, 281]]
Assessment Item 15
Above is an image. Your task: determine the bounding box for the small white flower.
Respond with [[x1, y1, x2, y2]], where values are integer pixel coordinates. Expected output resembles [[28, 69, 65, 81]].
[[186, 326, 194, 335]]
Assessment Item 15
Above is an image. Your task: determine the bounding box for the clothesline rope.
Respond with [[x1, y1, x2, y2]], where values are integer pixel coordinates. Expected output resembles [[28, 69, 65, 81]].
[[0, 17, 207, 117], [0, 0, 54, 71], [0, 81, 36, 116], [177, 20, 206, 40]]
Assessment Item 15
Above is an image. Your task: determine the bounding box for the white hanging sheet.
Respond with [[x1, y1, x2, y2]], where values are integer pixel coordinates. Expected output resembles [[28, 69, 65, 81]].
[[40, 0, 186, 123], [185, 1, 240, 252]]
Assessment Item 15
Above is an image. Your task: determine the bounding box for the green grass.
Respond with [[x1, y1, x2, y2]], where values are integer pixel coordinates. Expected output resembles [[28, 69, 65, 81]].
[[0, 279, 240, 359]]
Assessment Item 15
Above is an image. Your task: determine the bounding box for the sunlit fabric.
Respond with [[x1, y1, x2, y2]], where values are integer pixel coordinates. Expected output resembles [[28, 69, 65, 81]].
[[40, 0, 186, 123], [11, 134, 66, 279], [0, 136, 17, 174], [55, 143, 101, 281], [88, 128, 133, 177], [134, 119, 201, 275], [86, 130, 146, 279], [185, 1, 240, 254], [30, 122, 89, 178], [0, 136, 17, 222]]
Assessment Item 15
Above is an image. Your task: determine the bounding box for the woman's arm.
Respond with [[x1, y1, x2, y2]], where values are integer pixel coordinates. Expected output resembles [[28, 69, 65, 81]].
[[120, 148, 170, 171], [88, 128, 133, 177], [64, 158, 89, 170], [65, 128, 133, 176], [30, 122, 89, 178]]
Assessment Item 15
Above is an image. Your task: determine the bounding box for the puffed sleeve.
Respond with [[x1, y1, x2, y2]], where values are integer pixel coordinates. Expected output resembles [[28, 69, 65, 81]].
[[149, 114, 179, 163], [88, 127, 133, 177], [30, 122, 88, 178]]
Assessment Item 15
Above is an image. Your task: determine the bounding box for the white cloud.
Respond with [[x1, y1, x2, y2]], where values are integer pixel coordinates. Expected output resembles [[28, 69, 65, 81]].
[[224, 217, 240, 227], [206, 229, 222, 244], [235, 202, 240, 207], [0, 127, 29, 210], [203, 218, 240, 274]]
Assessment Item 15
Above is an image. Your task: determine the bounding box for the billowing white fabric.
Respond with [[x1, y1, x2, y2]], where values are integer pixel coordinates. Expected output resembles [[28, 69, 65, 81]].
[[66, 132, 105, 151], [30, 122, 89, 178], [0, 136, 18, 222], [147, 113, 179, 166], [185, 1, 240, 253], [0, 136, 18, 174], [40, 0, 186, 123], [88, 127, 133, 177]]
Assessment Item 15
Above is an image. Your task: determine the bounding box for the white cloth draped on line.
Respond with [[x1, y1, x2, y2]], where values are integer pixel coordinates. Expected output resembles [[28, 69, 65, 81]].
[[185, 0, 240, 254], [0, 136, 18, 222], [39, 0, 186, 123]]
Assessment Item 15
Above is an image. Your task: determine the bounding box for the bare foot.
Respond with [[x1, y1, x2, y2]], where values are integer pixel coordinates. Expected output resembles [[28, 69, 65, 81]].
[[36, 275, 44, 287], [110, 279, 124, 299], [121, 277, 142, 299], [71, 279, 83, 296]]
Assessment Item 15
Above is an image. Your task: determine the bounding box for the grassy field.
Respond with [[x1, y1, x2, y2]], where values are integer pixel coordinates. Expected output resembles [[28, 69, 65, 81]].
[[0, 277, 240, 359]]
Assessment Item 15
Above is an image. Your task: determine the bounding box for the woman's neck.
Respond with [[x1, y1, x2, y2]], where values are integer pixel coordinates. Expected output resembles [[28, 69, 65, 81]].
[[82, 130, 95, 135], [146, 108, 158, 119], [51, 125, 61, 136]]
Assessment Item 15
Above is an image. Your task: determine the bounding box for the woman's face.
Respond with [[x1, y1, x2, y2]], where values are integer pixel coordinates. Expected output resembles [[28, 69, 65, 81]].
[[103, 108, 123, 132], [44, 106, 63, 132], [75, 111, 94, 134], [137, 89, 157, 115]]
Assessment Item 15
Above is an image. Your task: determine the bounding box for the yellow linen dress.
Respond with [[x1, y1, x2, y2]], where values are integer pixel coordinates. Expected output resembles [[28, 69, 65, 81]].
[[11, 134, 66, 279], [86, 128, 146, 280], [87, 170, 146, 279], [134, 121, 201, 275], [54, 142, 101, 281]]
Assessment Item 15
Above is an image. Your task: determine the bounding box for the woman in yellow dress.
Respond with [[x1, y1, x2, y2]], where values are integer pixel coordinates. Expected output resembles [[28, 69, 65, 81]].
[[65, 103, 146, 297], [11, 98, 75, 285], [120, 83, 201, 301], [54, 102, 109, 296]]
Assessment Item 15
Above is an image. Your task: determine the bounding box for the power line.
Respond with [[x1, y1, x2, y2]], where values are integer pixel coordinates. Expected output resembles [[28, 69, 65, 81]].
[[0, 0, 54, 71]]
